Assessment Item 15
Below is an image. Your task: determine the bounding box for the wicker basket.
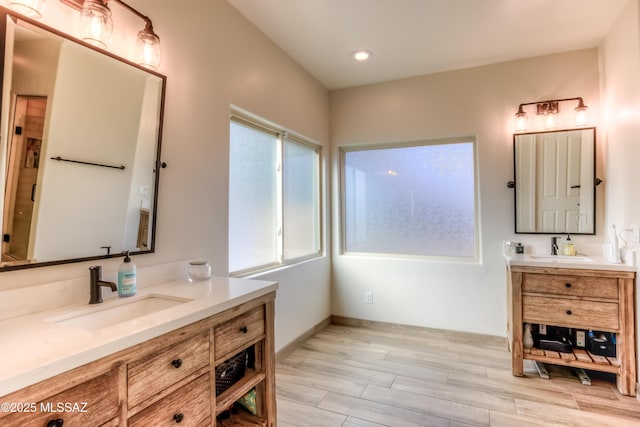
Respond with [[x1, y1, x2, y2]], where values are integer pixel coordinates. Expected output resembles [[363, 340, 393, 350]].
[[216, 350, 248, 395]]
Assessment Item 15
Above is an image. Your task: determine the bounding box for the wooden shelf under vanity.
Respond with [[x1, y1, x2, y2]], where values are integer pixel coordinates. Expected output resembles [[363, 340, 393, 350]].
[[523, 347, 620, 374]]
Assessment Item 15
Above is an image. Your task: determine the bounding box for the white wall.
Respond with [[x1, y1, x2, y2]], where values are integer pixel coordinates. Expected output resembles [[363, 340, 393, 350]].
[[600, 0, 640, 386], [0, 1, 332, 353], [330, 49, 602, 337]]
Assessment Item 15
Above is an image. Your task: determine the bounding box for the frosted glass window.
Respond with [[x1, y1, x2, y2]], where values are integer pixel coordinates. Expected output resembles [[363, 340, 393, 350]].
[[283, 140, 320, 260], [229, 115, 321, 274], [229, 121, 278, 272], [343, 141, 476, 257]]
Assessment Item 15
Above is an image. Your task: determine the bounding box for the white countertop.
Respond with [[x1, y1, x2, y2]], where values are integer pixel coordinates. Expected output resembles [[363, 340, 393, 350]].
[[0, 276, 278, 396], [505, 253, 636, 272]]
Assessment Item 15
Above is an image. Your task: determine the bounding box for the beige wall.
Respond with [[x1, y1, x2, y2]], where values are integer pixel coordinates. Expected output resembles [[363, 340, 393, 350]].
[[0, 0, 332, 352], [330, 49, 602, 336], [600, 0, 640, 384]]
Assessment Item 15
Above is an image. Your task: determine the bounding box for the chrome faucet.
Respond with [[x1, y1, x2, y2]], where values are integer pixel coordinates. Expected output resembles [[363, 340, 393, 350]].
[[551, 237, 559, 255], [89, 265, 117, 304]]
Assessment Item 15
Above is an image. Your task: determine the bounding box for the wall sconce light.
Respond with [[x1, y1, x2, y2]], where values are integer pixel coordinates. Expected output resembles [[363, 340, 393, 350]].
[[7, 0, 46, 19], [514, 97, 589, 132], [79, 0, 112, 49], [61, 0, 161, 69], [574, 98, 589, 127], [514, 105, 527, 132], [135, 19, 161, 69]]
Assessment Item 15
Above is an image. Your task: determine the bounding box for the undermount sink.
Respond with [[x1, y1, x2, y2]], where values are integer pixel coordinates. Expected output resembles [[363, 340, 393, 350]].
[[527, 254, 594, 263], [48, 295, 192, 331]]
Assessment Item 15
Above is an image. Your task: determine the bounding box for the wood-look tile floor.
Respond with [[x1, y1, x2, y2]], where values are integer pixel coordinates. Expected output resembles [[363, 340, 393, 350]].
[[275, 324, 640, 426]]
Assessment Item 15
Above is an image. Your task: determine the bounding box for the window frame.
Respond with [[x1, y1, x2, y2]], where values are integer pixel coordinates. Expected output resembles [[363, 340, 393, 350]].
[[229, 112, 323, 276], [339, 136, 480, 261]]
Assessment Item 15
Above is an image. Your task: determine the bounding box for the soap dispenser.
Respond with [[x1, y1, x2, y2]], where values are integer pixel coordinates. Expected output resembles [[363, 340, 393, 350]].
[[118, 251, 137, 297], [562, 234, 575, 256]]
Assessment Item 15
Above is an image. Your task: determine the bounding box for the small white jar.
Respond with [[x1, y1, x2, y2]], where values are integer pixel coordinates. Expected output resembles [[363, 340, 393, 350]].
[[188, 260, 211, 282]]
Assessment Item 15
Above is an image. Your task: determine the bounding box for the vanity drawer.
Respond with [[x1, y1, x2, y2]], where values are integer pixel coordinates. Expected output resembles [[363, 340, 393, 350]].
[[523, 295, 619, 330], [523, 273, 618, 299], [128, 331, 210, 408], [0, 368, 119, 427], [214, 306, 264, 360], [129, 373, 211, 426]]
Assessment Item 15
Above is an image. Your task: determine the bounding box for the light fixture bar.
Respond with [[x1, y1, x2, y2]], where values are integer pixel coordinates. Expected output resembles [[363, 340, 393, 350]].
[[60, 0, 83, 10], [514, 97, 589, 132]]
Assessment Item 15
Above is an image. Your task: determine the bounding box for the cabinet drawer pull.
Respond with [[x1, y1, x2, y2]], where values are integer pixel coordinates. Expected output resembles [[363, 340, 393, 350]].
[[171, 358, 183, 368], [47, 419, 64, 427], [565, 283, 572, 288], [240, 325, 248, 334], [173, 413, 184, 423], [566, 310, 572, 315]]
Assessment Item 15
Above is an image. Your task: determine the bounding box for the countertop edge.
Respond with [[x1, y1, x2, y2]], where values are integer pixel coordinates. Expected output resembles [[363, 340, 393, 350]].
[[505, 254, 637, 272]]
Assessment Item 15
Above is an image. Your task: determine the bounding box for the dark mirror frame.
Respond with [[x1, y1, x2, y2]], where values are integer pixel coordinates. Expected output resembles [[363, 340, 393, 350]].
[[512, 127, 597, 235], [0, 7, 166, 271]]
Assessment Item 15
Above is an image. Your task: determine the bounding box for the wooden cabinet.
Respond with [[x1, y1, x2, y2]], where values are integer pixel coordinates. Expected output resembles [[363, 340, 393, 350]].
[[0, 364, 121, 427], [128, 331, 210, 409], [129, 373, 212, 426], [0, 291, 276, 426], [508, 265, 636, 396]]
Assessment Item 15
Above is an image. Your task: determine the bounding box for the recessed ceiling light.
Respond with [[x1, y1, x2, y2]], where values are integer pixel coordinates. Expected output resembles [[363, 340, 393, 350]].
[[352, 50, 372, 61]]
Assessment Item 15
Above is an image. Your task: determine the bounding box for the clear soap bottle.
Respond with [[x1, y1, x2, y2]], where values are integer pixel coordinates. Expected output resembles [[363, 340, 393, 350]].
[[118, 251, 136, 297]]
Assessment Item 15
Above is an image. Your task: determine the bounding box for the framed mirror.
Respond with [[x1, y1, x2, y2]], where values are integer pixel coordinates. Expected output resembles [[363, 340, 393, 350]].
[[0, 9, 166, 271], [513, 127, 596, 234]]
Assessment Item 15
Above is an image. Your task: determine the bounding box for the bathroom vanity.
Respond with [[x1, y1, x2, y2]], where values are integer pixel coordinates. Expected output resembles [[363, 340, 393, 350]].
[[506, 254, 636, 396], [0, 276, 277, 426]]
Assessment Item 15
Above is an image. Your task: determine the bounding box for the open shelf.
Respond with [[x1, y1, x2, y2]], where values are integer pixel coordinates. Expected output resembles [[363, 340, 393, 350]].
[[218, 409, 268, 426], [524, 347, 619, 374], [215, 368, 266, 416]]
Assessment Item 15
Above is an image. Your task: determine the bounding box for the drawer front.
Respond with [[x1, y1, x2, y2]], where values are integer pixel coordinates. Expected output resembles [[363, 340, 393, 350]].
[[523, 273, 618, 299], [215, 306, 264, 360], [128, 331, 210, 408], [129, 373, 211, 427], [523, 295, 619, 331], [1, 368, 119, 427]]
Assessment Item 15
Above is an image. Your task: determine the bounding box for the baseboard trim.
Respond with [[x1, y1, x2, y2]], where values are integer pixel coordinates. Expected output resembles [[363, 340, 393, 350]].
[[331, 315, 507, 347], [275, 316, 331, 362]]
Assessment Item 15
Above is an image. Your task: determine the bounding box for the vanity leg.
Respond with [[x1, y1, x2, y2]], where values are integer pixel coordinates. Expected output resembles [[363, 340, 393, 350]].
[[617, 277, 636, 396], [510, 271, 524, 376]]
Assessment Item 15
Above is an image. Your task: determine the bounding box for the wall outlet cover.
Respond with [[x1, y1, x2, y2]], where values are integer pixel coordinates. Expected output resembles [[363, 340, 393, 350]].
[[576, 330, 586, 347], [539, 324, 547, 335], [364, 291, 373, 304]]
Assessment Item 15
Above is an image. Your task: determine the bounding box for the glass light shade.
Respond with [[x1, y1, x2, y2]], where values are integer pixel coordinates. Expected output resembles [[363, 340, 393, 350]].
[[514, 110, 527, 132], [8, 0, 45, 18], [80, 0, 113, 49], [543, 111, 557, 130], [136, 24, 161, 70], [575, 104, 589, 127]]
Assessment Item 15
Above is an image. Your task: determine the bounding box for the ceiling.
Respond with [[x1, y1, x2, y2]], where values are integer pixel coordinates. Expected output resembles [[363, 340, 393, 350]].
[[226, 0, 629, 90]]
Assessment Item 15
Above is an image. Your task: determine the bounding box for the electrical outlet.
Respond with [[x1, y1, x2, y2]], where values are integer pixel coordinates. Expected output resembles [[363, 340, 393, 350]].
[[631, 224, 640, 243], [575, 330, 586, 347], [364, 291, 373, 304], [539, 324, 547, 335]]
